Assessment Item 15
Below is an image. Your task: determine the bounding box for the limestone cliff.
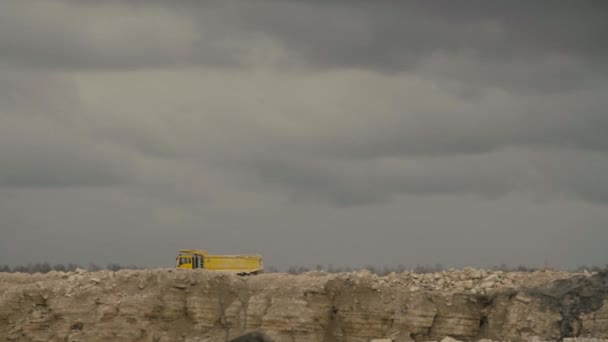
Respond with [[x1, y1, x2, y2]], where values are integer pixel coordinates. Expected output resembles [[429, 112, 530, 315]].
[[0, 269, 606, 342]]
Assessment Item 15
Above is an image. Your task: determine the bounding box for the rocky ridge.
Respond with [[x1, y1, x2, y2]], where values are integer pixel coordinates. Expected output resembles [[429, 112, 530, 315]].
[[0, 268, 607, 342]]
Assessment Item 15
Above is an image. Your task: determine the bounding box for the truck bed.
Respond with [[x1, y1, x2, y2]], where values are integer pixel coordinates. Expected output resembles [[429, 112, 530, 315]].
[[203, 254, 263, 274]]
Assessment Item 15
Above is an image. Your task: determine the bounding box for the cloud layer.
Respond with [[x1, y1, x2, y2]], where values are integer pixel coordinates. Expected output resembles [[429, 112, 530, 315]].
[[1, 0, 607, 269]]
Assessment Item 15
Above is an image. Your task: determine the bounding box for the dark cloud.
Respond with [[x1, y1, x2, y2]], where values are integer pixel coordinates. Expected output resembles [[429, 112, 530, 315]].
[[1, 1, 607, 91], [242, 2, 608, 70], [250, 154, 516, 207], [338, 89, 608, 159], [249, 148, 608, 207]]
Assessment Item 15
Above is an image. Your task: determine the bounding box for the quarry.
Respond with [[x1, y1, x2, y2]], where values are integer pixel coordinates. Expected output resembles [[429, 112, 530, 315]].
[[1, 268, 607, 342]]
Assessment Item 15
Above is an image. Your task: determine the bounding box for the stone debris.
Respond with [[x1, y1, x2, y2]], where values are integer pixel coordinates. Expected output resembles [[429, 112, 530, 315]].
[[441, 337, 462, 342], [0, 268, 606, 342], [75, 267, 87, 274]]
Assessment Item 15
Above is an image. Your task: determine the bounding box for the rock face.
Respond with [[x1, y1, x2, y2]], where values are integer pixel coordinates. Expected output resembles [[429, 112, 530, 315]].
[[0, 269, 606, 342]]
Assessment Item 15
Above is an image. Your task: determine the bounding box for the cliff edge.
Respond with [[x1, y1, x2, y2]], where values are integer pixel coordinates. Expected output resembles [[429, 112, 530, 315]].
[[1, 268, 607, 341]]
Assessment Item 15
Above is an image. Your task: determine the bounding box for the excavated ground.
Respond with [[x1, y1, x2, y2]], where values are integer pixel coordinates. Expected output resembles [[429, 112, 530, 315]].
[[0, 268, 607, 342]]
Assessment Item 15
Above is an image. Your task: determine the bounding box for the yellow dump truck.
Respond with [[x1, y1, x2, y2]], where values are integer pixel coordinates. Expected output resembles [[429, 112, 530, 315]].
[[176, 249, 263, 275]]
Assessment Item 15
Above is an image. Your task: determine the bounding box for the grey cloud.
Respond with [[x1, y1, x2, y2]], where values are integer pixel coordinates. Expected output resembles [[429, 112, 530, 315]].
[[0, 120, 132, 188], [0, 2, 247, 70], [342, 89, 608, 159], [0, 68, 80, 119], [417, 54, 608, 93], [250, 148, 608, 207], [252, 158, 391, 207], [0, 157, 127, 188], [3, 184, 606, 270], [0, 69, 133, 188], [66, 70, 608, 206], [1, 1, 607, 91], [2, 1, 607, 270], [533, 149, 608, 204], [242, 2, 608, 71], [249, 150, 516, 207]]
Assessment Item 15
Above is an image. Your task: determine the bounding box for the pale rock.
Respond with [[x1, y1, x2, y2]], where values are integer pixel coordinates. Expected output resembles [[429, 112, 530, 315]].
[[501, 279, 515, 288], [470, 271, 483, 279], [515, 293, 533, 303], [463, 267, 475, 274], [441, 337, 463, 342], [480, 281, 495, 289], [483, 274, 499, 282]]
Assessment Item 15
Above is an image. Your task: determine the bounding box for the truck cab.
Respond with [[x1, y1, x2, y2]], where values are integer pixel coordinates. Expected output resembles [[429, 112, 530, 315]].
[[176, 250, 206, 269]]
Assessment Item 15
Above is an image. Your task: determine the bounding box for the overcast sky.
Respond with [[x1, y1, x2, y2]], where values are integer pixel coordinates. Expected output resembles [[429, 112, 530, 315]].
[[1, 1, 607, 270]]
